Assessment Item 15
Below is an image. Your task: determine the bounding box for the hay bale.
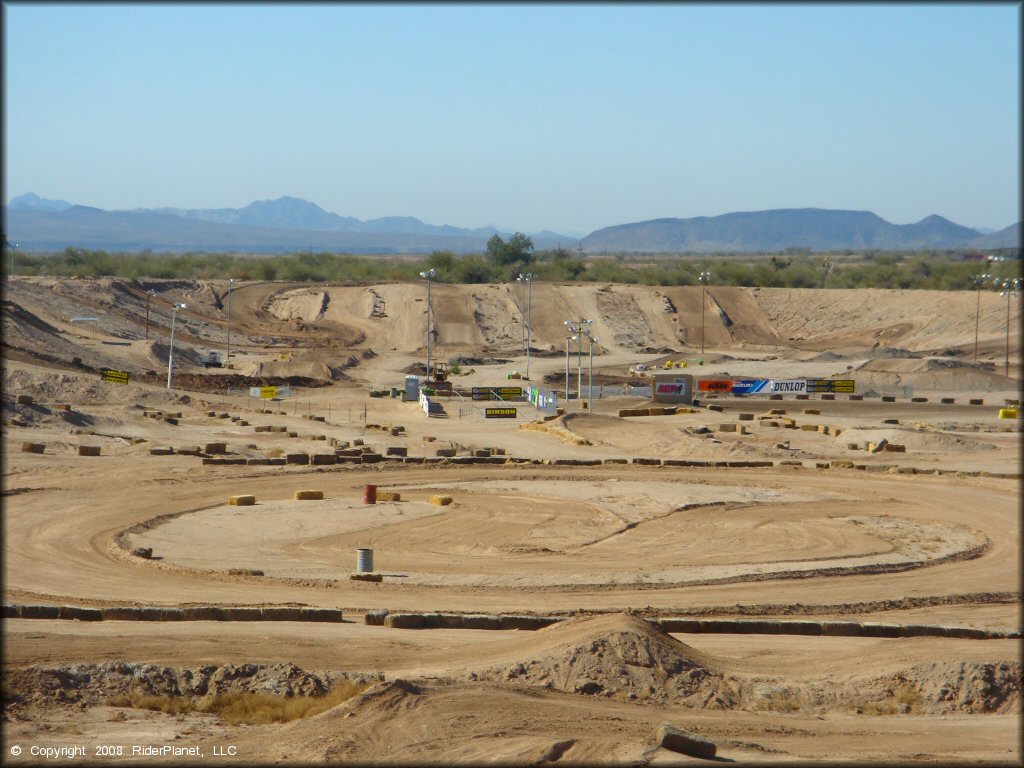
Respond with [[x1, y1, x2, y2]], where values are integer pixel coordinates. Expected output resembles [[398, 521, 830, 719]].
[[254, 426, 271, 432], [803, 408, 820, 415], [430, 494, 453, 506], [769, 394, 783, 400], [868, 439, 889, 454], [376, 491, 401, 502], [220, 607, 262, 621], [298, 607, 344, 622], [737, 413, 754, 421], [285, 453, 310, 465], [799, 424, 818, 432], [163, 417, 178, 425], [499, 615, 545, 631], [655, 724, 716, 759], [294, 489, 324, 500], [177, 446, 202, 456], [821, 393, 835, 400], [386, 446, 408, 457], [149, 447, 174, 456], [385, 612, 427, 629], [131, 547, 153, 559], [364, 609, 389, 625], [228, 568, 264, 576], [54, 403, 71, 410], [633, 458, 661, 465], [350, 572, 383, 582], [883, 443, 906, 452], [717, 423, 737, 432], [3, 604, 20, 619], [311, 453, 337, 465], [78, 445, 101, 456], [859, 622, 905, 638], [461, 614, 501, 630], [849, 394, 863, 400], [656, 618, 702, 633], [821, 621, 862, 637], [179, 606, 222, 621], [20, 604, 61, 620], [21, 442, 45, 453], [795, 394, 810, 400], [881, 395, 896, 402], [259, 607, 304, 622], [100, 606, 145, 621], [204, 442, 227, 454], [229, 494, 256, 506], [911, 397, 928, 403], [57, 606, 103, 622]]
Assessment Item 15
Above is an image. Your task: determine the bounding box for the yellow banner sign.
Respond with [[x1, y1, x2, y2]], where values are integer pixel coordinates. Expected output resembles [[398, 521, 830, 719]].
[[100, 369, 130, 385], [259, 386, 278, 399]]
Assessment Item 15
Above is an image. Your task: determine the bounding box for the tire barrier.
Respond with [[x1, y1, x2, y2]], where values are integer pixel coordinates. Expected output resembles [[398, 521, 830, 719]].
[[656, 724, 717, 759], [16, 395, 34, 405], [21, 442, 45, 453]]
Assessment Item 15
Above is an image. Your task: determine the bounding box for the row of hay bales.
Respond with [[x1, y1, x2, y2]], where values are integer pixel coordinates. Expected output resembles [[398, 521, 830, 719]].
[[652, 617, 1019, 639], [3, 604, 343, 622], [21, 443, 102, 456], [617, 406, 698, 418], [365, 610, 561, 630]]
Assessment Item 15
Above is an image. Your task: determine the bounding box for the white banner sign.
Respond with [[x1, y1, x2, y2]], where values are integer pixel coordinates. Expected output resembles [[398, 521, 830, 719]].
[[768, 379, 807, 394]]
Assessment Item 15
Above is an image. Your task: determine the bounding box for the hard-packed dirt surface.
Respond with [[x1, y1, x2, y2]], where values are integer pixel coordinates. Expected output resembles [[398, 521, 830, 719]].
[[2, 276, 1021, 765]]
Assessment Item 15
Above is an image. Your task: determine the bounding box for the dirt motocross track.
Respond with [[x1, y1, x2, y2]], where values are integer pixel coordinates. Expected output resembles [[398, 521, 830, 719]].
[[2, 276, 1021, 765]]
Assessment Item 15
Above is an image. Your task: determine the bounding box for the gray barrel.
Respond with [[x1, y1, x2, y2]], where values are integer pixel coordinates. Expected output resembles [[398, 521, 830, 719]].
[[357, 548, 374, 573]]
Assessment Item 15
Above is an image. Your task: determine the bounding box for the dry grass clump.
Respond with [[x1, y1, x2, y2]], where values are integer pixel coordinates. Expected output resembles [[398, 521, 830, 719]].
[[107, 680, 369, 724], [859, 685, 922, 716]]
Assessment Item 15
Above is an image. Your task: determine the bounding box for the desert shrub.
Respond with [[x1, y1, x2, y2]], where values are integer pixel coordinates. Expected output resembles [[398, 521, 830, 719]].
[[106, 680, 369, 724]]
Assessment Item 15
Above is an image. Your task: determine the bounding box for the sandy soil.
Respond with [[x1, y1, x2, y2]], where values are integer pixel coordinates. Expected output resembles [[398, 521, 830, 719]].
[[2, 276, 1021, 765]]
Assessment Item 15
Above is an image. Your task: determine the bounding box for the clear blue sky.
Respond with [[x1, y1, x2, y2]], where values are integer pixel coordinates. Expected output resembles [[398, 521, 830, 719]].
[[3, 3, 1020, 235]]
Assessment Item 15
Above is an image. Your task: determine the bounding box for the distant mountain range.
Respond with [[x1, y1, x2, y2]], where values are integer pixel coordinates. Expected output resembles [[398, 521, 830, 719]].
[[4, 194, 1019, 253], [580, 209, 1021, 253]]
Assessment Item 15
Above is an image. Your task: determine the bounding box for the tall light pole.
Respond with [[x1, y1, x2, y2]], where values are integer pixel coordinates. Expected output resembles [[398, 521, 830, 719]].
[[588, 335, 599, 413], [564, 318, 592, 406], [565, 333, 574, 401], [420, 269, 436, 378], [145, 289, 155, 340], [699, 271, 711, 358], [226, 278, 236, 362], [973, 270, 992, 362], [997, 278, 1020, 377], [167, 302, 186, 390], [6, 240, 19, 280], [517, 272, 534, 379]]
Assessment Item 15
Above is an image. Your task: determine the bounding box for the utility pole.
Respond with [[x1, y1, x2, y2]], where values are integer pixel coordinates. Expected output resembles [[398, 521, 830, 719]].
[[699, 271, 711, 358], [167, 303, 186, 389], [226, 278, 236, 362], [564, 317, 593, 408], [420, 269, 436, 377], [974, 268, 992, 361], [145, 289, 155, 340]]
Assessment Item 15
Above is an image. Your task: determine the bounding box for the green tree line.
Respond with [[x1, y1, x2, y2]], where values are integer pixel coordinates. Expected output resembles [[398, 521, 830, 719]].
[[4, 238, 1019, 291]]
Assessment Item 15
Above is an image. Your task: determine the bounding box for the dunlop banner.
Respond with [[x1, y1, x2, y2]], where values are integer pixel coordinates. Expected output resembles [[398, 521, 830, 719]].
[[100, 369, 130, 385], [485, 407, 517, 418], [768, 379, 807, 394], [697, 379, 733, 392], [806, 379, 856, 394]]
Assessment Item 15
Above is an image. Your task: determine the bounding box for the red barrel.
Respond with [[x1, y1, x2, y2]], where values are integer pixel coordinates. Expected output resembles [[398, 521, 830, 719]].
[[363, 484, 377, 504]]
